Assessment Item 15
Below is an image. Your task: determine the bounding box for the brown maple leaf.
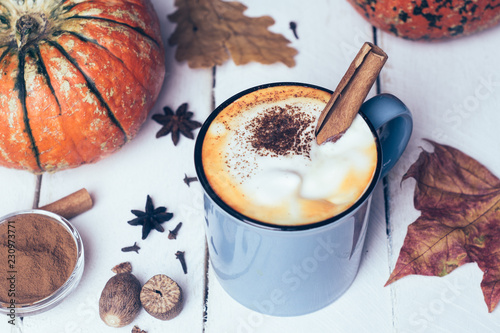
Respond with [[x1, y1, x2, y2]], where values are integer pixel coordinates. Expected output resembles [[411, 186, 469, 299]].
[[386, 140, 500, 312], [167, 0, 297, 68]]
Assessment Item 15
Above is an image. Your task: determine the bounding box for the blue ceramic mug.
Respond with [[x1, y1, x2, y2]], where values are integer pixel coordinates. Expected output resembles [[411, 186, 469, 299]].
[[194, 82, 412, 316]]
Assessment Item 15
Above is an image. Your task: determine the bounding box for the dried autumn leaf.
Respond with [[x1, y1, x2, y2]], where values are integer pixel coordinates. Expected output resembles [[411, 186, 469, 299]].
[[167, 0, 297, 68], [386, 140, 500, 312]]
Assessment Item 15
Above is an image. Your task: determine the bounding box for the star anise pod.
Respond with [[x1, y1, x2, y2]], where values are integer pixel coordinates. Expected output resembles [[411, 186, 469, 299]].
[[128, 195, 174, 239], [152, 103, 202, 146]]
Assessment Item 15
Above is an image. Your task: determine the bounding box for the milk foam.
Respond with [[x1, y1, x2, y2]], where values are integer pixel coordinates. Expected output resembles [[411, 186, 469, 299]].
[[202, 86, 377, 225]]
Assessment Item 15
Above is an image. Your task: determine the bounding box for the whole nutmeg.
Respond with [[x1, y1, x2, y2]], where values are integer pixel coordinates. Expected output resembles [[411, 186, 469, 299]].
[[140, 274, 183, 320], [99, 262, 142, 327]]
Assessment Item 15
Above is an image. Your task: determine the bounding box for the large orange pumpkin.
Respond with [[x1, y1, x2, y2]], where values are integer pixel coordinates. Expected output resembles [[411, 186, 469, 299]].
[[347, 0, 500, 40], [0, 0, 165, 172]]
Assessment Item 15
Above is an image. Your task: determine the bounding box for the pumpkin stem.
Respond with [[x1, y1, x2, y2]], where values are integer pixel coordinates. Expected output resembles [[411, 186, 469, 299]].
[[16, 15, 41, 50]]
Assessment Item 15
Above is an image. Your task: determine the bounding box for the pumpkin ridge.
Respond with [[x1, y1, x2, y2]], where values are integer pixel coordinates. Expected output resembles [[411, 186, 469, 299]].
[[45, 39, 129, 143], [15, 50, 43, 172], [32, 45, 62, 115], [0, 46, 11, 62], [60, 1, 150, 15], [60, 3, 80, 15], [0, 2, 12, 28], [55, 30, 149, 93], [63, 16, 160, 48], [0, 15, 10, 29], [31, 44, 86, 170]]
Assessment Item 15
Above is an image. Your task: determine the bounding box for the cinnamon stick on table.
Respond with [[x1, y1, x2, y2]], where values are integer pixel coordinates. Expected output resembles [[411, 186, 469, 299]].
[[315, 42, 388, 145], [40, 188, 93, 219]]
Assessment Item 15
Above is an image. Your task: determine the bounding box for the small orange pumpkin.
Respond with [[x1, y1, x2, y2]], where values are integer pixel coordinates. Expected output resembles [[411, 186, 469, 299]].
[[347, 0, 500, 40], [0, 0, 165, 172]]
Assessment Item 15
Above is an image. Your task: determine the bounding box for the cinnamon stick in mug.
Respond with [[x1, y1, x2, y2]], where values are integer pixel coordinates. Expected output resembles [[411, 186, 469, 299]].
[[315, 42, 388, 145]]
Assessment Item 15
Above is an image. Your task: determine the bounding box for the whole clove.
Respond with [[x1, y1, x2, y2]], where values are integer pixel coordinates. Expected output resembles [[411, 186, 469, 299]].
[[121, 242, 141, 254], [168, 222, 183, 240], [175, 251, 187, 274], [289, 21, 299, 39], [183, 174, 198, 187]]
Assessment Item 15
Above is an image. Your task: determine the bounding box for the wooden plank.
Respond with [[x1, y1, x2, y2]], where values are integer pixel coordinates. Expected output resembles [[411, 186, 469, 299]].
[[0, 170, 37, 216], [213, 0, 378, 100], [20, 0, 213, 332], [379, 25, 500, 332], [204, 1, 393, 332]]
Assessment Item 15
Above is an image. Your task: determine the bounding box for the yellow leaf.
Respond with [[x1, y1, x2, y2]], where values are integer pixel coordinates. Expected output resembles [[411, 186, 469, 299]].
[[167, 0, 297, 68]]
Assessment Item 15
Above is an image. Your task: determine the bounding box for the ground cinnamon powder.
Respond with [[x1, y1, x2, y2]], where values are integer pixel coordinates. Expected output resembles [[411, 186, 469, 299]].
[[0, 213, 77, 305]]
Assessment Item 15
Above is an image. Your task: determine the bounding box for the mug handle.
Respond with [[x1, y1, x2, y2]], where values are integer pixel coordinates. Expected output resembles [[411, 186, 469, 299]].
[[359, 94, 413, 178]]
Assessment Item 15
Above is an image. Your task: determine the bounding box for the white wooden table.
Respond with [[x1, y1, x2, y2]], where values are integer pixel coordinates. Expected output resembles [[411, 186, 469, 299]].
[[1, 1, 500, 332]]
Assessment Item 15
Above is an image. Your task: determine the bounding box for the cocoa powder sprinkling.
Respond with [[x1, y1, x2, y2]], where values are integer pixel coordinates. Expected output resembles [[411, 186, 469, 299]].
[[224, 103, 317, 180], [246, 105, 314, 158]]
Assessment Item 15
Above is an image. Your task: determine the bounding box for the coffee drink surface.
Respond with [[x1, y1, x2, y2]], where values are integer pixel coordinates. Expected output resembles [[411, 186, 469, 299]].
[[202, 85, 378, 226]]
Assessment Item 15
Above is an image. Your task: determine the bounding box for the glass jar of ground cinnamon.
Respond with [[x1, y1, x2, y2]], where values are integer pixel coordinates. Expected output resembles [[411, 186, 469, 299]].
[[0, 210, 84, 316]]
